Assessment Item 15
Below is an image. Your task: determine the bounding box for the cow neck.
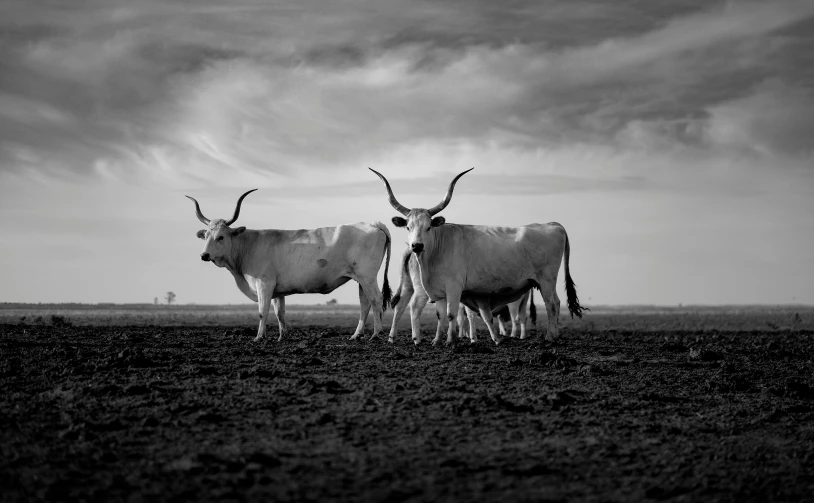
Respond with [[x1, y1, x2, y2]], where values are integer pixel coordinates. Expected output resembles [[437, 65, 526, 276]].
[[415, 225, 448, 292], [226, 230, 258, 277]]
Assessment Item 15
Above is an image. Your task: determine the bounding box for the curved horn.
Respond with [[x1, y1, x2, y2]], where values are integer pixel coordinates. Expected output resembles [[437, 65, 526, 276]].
[[369, 168, 409, 216], [185, 195, 210, 225], [225, 189, 258, 226], [427, 168, 473, 216]]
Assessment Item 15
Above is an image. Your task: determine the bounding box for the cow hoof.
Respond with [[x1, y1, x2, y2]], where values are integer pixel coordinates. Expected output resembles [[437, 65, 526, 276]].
[[368, 333, 379, 342], [252, 336, 264, 343], [412, 339, 421, 346], [349, 334, 360, 341]]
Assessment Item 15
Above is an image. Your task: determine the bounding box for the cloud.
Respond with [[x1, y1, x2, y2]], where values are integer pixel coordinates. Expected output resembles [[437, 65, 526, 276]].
[[0, 0, 812, 191]]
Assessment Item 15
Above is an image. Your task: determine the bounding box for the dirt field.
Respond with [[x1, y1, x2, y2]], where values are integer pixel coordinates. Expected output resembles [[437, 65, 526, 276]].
[[2, 305, 814, 502]]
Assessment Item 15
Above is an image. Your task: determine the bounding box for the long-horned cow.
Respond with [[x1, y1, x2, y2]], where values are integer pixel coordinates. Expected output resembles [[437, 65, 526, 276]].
[[370, 168, 586, 345], [186, 190, 392, 341], [388, 249, 536, 343]]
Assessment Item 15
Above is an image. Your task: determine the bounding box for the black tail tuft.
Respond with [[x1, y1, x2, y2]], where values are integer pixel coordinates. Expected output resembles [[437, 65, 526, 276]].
[[563, 233, 589, 319], [380, 226, 392, 310], [529, 292, 537, 326]]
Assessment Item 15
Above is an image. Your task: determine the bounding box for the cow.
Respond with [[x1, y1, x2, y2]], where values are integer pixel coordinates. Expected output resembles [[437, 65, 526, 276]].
[[388, 246, 536, 344], [186, 189, 392, 342], [465, 289, 536, 340], [370, 168, 586, 346]]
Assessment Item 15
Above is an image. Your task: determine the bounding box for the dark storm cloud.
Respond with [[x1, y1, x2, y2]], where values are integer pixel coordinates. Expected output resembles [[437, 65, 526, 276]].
[[0, 0, 812, 185]]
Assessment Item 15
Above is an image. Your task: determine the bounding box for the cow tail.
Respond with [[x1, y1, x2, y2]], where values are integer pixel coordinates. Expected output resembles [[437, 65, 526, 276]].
[[377, 223, 392, 310], [563, 231, 588, 319], [529, 291, 537, 326], [390, 248, 412, 308]]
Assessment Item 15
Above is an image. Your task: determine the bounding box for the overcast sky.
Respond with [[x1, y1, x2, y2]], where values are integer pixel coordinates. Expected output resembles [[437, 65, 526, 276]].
[[1, 0, 813, 306]]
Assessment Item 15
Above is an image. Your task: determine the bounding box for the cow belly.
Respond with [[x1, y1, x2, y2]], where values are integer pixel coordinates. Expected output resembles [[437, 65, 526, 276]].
[[461, 280, 536, 311], [274, 275, 351, 296]]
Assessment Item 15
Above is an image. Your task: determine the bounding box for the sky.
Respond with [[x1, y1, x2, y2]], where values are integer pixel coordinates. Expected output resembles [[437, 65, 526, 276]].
[[1, 0, 813, 306]]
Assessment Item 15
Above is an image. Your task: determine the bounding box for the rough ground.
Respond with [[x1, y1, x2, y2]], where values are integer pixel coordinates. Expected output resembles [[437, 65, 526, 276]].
[[2, 322, 814, 502]]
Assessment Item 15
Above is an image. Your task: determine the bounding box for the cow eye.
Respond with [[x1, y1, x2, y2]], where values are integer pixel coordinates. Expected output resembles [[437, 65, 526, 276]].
[[216, 236, 224, 242]]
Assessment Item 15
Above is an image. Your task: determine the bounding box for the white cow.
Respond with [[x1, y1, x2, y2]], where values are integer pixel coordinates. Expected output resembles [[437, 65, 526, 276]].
[[389, 247, 536, 343], [186, 189, 392, 341], [370, 168, 586, 345]]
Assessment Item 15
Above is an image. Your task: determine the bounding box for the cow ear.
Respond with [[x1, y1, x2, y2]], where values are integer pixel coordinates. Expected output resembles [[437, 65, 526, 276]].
[[231, 226, 246, 236], [431, 216, 445, 227], [196, 229, 206, 240], [392, 217, 407, 227]]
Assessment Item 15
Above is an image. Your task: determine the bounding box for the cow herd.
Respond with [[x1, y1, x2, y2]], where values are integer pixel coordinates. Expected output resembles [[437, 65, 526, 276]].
[[186, 169, 586, 346]]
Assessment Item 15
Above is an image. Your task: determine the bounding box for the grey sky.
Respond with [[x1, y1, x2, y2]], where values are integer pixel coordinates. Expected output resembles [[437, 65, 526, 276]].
[[1, 0, 813, 305]]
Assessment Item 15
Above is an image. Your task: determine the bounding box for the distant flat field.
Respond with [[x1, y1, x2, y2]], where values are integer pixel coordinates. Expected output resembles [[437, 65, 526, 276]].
[[1, 303, 813, 333]]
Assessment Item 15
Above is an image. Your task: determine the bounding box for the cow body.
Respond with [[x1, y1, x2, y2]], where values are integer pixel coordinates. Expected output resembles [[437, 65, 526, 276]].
[[187, 190, 391, 342], [370, 168, 586, 346]]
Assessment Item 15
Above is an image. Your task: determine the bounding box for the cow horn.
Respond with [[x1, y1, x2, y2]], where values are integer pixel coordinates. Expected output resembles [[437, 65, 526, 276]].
[[369, 168, 409, 216], [185, 195, 210, 225], [225, 189, 258, 226], [427, 168, 473, 216]]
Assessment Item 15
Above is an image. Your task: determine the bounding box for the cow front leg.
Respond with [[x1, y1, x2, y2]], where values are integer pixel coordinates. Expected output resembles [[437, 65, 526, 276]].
[[350, 285, 371, 340], [272, 297, 287, 341], [431, 299, 448, 346], [253, 280, 275, 342]]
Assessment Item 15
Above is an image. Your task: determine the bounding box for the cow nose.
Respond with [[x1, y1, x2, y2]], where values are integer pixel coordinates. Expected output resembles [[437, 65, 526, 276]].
[[200, 253, 210, 261], [411, 243, 424, 254]]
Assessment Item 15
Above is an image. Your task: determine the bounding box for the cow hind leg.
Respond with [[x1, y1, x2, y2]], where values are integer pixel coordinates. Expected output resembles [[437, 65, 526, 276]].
[[359, 279, 385, 340], [537, 277, 560, 341], [431, 299, 450, 346], [388, 283, 413, 344], [476, 300, 503, 345], [466, 307, 478, 343], [350, 285, 372, 340], [515, 293, 530, 340], [272, 297, 287, 341]]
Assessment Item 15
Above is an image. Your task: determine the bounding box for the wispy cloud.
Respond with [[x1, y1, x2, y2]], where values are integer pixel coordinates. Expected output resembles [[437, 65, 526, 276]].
[[1, 0, 812, 191]]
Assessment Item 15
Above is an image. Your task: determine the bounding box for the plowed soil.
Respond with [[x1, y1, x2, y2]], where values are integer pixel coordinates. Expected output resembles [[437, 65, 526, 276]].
[[2, 321, 814, 502]]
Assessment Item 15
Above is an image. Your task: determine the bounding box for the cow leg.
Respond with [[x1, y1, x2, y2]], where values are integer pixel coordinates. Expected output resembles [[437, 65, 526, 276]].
[[388, 284, 414, 344], [434, 310, 443, 343], [456, 306, 467, 340], [408, 288, 429, 345], [273, 297, 288, 341], [253, 280, 275, 342], [538, 278, 560, 341], [440, 290, 462, 346], [476, 301, 503, 345], [431, 299, 449, 346], [466, 307, 478, 343], [359, 279, 385, 340], [508, 301, 522, 338], [518, 292, 533, 339], [497, 316, 508, 337], [350, 285, 371, 340]]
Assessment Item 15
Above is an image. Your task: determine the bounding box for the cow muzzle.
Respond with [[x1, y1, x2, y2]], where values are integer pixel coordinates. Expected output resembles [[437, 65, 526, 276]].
[[201, 252, 210, 262], [411, 242, 424, 254]]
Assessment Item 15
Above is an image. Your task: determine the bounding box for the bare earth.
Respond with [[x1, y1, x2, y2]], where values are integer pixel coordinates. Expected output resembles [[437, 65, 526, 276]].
[[1, 305, 813, 502]]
